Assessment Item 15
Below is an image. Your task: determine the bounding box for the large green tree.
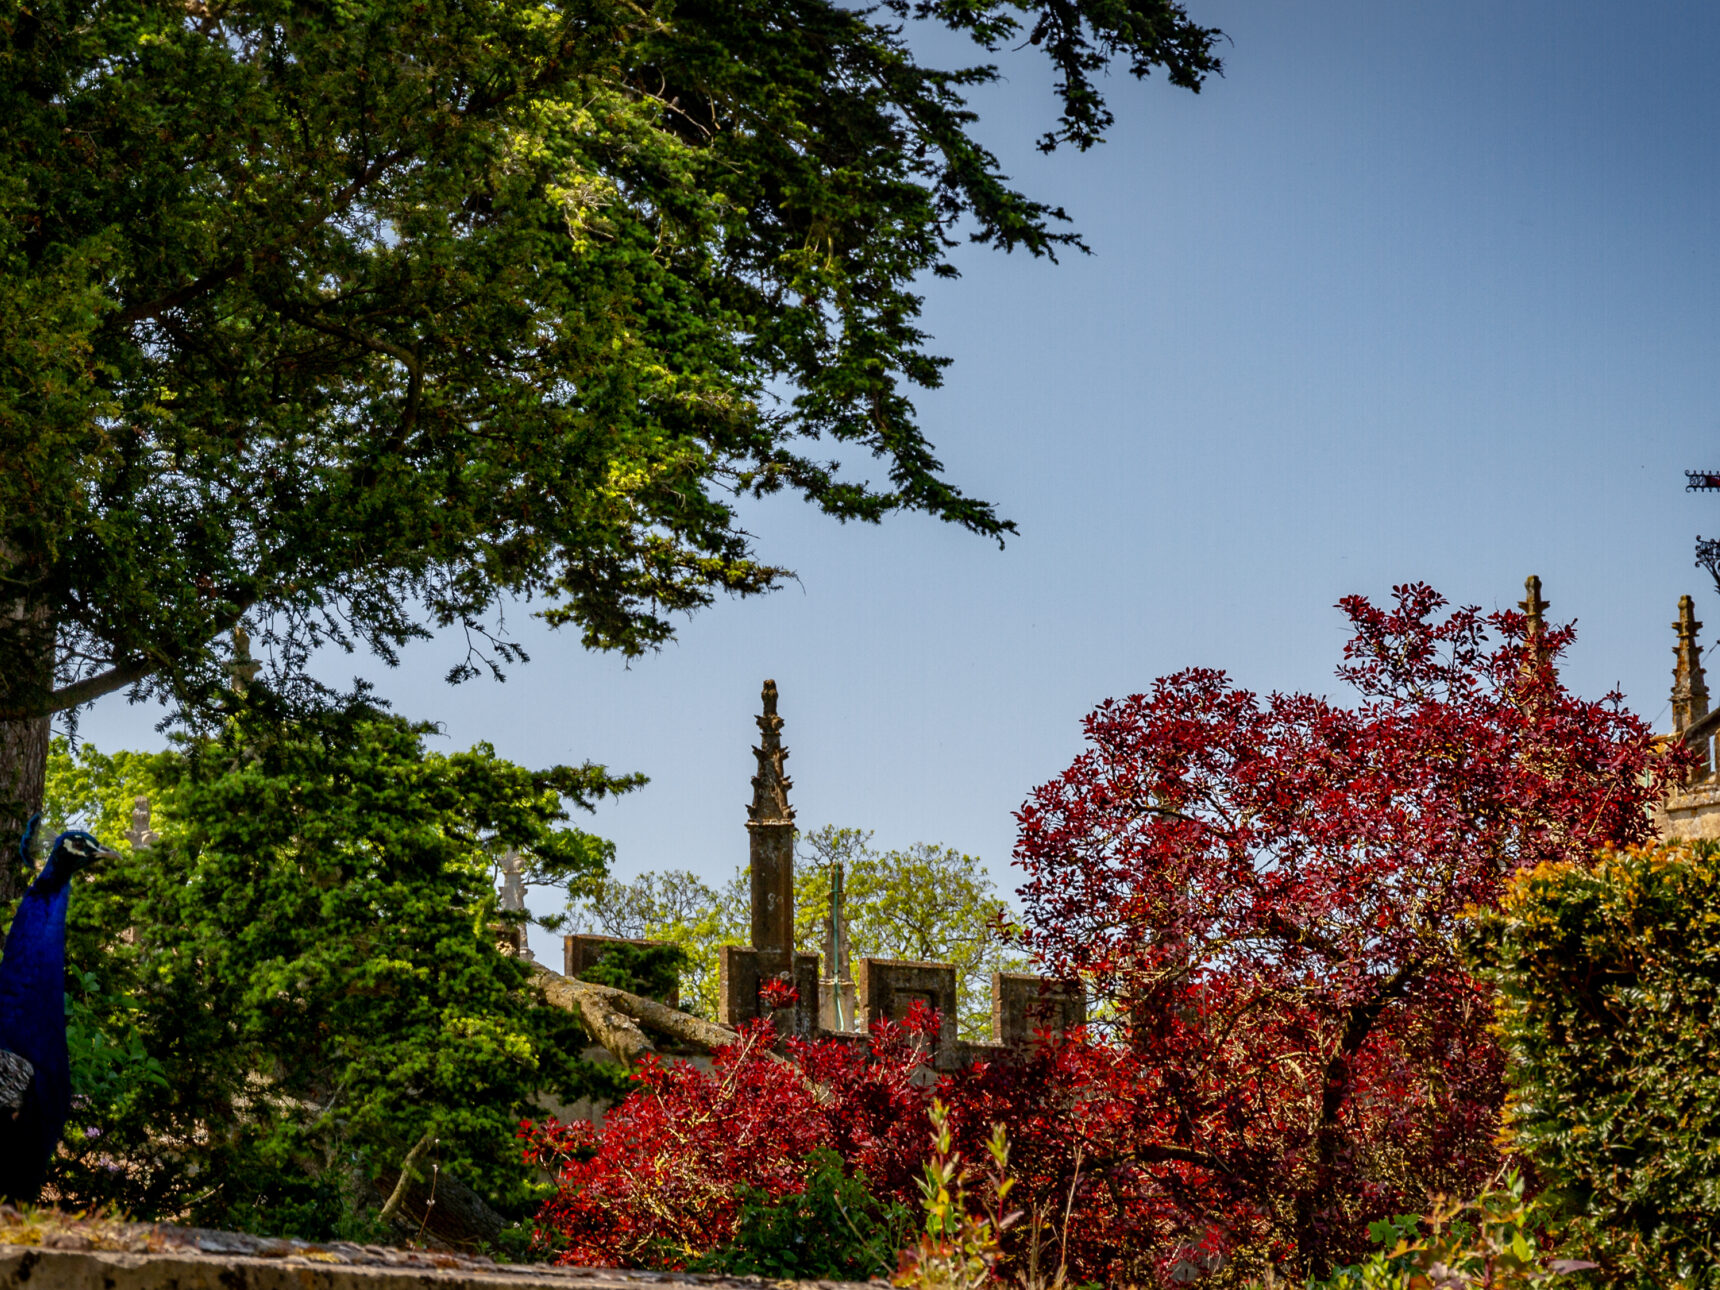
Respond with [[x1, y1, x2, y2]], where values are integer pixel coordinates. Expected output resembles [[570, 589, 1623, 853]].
[[0, 0, 1221, 884]]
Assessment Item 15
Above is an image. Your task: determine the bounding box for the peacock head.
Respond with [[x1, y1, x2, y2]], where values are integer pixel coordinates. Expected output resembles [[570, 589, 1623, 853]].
[[39, 830, 120, 886]]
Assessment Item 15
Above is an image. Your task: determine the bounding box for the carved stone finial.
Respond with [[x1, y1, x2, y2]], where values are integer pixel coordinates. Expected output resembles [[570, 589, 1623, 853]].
[[1519, 575, 1549, 640], [227, 625, 263, 694], [497, 848, 528, 913], [496, 848, 534, 961], [748, 679, 793, 825], [124, 795, 159, 851], [746, 680, 795, 971], [1673, 594, 1710, 734]]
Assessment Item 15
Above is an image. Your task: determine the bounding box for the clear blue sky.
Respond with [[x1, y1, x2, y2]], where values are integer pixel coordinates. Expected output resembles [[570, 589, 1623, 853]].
[[84, 1, 1720, 954]]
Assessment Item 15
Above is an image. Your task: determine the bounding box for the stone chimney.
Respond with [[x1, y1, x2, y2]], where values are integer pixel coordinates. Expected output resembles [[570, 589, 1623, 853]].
[[1673, 594, 1710, 735], [747, 680, 795, 976]]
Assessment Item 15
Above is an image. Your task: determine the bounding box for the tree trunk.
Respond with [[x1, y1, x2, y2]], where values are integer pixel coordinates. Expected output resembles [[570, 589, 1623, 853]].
[[0, 581, 54, 901], [0, 710, 49, 899]]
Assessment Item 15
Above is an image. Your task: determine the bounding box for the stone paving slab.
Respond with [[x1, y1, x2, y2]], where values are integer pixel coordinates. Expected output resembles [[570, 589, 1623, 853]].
[[0, 1211, 883, 1290]]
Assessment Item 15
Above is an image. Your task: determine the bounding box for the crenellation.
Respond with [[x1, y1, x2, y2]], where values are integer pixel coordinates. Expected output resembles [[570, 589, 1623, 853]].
[[718, 945, 820, 1035], [992, 971, 1086, 1048], [525, 678, 1085, 1066], [856, 957, 962, 1068]]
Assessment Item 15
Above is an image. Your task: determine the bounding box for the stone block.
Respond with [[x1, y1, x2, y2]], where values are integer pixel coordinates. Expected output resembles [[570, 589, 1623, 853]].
[[991, 972, 1085, 1048], [717, 945, 820, 1036], [0, 1225, 883, 1288], [857, 958, 959, 1063]]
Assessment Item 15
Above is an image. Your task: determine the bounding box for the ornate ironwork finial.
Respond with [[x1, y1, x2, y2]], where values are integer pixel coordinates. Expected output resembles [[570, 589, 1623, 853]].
[[1673, 594, 1710, 734]]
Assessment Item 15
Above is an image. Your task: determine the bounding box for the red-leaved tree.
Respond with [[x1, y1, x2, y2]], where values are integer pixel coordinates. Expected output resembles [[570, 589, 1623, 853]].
[[1009, 585, 1680, 1276]]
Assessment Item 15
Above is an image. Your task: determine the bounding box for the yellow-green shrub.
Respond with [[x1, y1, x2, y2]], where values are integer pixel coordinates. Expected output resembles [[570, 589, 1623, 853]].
[[1470, 841, 1720, 1287]]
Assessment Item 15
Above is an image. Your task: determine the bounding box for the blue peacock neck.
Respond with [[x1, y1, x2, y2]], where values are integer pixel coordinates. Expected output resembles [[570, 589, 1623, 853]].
[[0, 859, 73, 1078]]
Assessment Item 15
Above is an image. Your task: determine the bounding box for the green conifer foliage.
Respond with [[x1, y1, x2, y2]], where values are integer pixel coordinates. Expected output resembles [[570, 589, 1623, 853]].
[[40, 698, 631, 1237]]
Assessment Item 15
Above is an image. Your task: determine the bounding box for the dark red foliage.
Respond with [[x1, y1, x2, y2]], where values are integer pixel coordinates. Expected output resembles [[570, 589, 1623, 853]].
[[758, 977, 800, 1009], [528, 588, 1678, 1285], [1008, 585, 1682, 1275], [522, 1012, 937, 1269]]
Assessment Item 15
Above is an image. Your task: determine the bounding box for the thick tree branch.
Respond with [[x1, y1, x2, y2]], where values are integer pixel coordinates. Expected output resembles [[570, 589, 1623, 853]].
[[532, 964, 745, 1066], [1079, 1141, 1222, 1176], [38, 655, 160, 716], [377, 1127, 437, 1223], [1312, 956, 1428, 1160], [0, 597, 256, 721]]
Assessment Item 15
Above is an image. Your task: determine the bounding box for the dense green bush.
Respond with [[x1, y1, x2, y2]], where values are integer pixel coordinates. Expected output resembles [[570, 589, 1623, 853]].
[[1470, 841, 1720, 1287], [689, 1149, 911, 1281], [36, 695, 633, 1239]]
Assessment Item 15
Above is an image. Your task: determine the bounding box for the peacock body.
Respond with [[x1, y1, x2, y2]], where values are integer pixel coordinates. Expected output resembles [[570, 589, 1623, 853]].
[[0, 820, 115, 1205]]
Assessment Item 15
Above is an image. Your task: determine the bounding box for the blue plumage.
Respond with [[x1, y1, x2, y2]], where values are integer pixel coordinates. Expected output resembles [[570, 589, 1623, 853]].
[[0, 817, 115, 1204]]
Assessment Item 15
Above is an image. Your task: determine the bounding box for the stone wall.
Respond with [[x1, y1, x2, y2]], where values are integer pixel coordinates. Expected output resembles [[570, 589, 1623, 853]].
[[550, 679, 1087, 1071]]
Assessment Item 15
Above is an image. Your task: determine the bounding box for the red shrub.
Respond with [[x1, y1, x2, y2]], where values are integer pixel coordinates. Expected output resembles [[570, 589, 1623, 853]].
[[522, 1011, 937, 1268]]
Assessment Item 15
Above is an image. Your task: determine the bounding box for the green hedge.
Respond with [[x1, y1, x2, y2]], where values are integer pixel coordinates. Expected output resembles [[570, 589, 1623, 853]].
[[1471, 842, 1720, 1286]]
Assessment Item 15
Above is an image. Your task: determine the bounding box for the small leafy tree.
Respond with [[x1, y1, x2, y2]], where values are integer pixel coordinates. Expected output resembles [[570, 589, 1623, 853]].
[[1011, 585, 1677, 1275], [46, 695, 631, 1237]]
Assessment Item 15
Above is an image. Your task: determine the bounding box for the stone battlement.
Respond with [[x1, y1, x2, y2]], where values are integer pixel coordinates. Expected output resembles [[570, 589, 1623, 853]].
[[555, 679, 1083, 1067]]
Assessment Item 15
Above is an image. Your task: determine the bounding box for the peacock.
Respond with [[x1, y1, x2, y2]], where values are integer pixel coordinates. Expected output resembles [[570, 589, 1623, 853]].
[[0, 816, 116, 1205]]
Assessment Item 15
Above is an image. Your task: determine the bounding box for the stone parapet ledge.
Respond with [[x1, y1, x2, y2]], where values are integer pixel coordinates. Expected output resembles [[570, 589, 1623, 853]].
[[0, 1210, 881, 1290]]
